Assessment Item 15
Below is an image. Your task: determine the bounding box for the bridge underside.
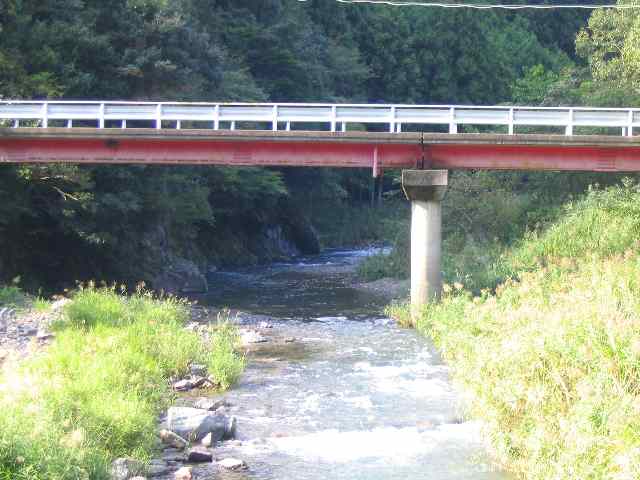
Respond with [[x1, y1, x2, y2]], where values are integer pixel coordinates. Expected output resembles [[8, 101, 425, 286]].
[[2, 129, 640, 173]]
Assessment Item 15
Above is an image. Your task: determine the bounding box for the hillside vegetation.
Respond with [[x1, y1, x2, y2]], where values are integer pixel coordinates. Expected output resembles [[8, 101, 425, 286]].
[[388, 181, 640, 479], [0, 0, 583, 291]]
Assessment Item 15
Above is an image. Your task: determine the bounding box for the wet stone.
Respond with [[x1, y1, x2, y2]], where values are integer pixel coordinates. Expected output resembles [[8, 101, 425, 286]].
[[174, 467, 192, 480], [201, 432, 214, 447], [159, 429, 188, 450], [193, 397, 228, 411], [189, 364, 207, 377], [167, 407, 234, 442], [186, 446, 213, 463], [240, 329, 267, 345], [218, 458, 248, 471], [147, 460, 171, 477]]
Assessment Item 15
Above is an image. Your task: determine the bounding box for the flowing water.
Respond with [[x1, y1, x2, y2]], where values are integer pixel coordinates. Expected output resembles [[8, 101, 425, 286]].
[[198, 249, 509, 480]]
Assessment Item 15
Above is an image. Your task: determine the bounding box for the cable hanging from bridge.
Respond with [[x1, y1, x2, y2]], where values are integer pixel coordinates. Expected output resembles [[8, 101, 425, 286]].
[[307, 1, 640, 10]]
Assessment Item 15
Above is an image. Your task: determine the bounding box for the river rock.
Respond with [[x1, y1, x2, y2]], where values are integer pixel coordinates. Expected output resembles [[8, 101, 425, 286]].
[[201, 432, 213, 447], [50, 297, 70, 312], [218, 458, 248, 471], [167, 407, 235, 442], [189, 364, 207, 377], [174, 467, 192, 480], [147, 459, 171, 477], [110, 458, 145, 480], [186, 446, 213, 463], [193, 397, 228, 411], [159, 429, 188, 450], [36, 328, 54, 340], [0, 308, 12, 332], [240, 329, 267, 345], [173, 376, 209, 392], [172, 379, 192, 391]]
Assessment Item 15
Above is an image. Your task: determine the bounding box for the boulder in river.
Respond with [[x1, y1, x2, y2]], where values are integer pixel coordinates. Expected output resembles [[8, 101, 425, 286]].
[[218, 458, 248, 471], [159, 429, 188, 450], [186, 446, 213, 463], [240, 329, 267, 345], [166, 407, 235, 442], [174, 467, 192, 480], [193, 397, 228, 411]]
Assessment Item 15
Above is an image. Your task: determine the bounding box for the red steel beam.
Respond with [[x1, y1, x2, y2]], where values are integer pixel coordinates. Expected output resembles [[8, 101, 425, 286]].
[[0, 136, 422, 169], [2, 129, 640, 172], [429, 144, 640, 172]]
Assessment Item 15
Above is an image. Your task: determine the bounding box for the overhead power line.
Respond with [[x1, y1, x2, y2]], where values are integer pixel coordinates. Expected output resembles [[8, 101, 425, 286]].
[[306, 0, 640, 9]]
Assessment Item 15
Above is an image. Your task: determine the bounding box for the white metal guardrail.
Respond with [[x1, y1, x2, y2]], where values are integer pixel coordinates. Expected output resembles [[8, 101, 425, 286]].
[[0, 101, 638, 136]]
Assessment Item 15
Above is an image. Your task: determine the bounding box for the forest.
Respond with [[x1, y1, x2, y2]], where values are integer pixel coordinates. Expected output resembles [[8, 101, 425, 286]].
[[0, 0, 637, 291]]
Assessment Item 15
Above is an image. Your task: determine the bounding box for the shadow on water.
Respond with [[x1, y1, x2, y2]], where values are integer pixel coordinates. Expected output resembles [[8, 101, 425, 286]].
[[201, 249, 388, 320]]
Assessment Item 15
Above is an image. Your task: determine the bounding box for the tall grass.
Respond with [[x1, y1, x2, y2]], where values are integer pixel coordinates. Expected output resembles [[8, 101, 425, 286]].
[[0, 286, 244, 480], [0, 285, 26, 307], [387, 182, 640, 479]]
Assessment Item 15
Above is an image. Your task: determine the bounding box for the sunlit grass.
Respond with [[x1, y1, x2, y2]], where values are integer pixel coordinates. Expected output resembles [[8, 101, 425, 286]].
[[0, 285, 26, 307], [386, 181, 640, 479], [0, 285, 244, 480]]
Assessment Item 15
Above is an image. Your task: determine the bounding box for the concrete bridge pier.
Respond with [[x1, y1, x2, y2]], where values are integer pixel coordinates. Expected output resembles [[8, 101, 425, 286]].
[[402, 170, 448, 315]]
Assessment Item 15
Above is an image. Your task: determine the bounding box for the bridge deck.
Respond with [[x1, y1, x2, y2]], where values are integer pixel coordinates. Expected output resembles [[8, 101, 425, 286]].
[[2, 128, 640, 172]]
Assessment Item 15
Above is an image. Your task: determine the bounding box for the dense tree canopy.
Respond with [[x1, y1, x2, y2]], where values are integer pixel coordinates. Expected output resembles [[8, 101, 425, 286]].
[[0, 0, 623, 288]]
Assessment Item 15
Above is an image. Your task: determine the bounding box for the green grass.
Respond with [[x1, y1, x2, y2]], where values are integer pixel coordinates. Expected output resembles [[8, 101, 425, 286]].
[[0, 285, 26, 307], [387, 181, 640, 479], [0, 285, 244, 480]]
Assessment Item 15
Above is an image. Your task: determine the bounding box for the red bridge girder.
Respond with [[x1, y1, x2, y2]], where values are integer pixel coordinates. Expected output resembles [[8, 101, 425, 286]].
[[2, 129, 640, 172]]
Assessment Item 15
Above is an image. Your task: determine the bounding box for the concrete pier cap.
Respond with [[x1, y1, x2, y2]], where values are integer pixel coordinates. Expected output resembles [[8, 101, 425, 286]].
[[401, 170, 449, 317]]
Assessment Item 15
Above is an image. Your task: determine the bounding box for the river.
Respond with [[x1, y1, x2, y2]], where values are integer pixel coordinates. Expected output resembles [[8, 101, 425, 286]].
[[195, 248, 509, 480]]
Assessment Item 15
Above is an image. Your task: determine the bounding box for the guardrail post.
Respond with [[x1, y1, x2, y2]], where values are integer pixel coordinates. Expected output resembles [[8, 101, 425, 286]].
[[565, 108, 574, 136], [67, 119, 73, 129], [155, 103, 162, 129], [390, 106, 396, 133], [402, 170, 448, 317], [214, 104, 220, 130], [331, 106, 337, 133], [508, 107, 514, 135], [628, 110, 634, 137], [42, 103, 48, 128], [99, 103, 105, 129], [449, 107, 457, 134], [272, 105, 278, 132]]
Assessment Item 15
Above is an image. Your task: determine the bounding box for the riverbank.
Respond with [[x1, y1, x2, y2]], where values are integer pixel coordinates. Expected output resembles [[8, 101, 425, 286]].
[[387, 183, 640, 479], [0, 286, 244, 480]]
